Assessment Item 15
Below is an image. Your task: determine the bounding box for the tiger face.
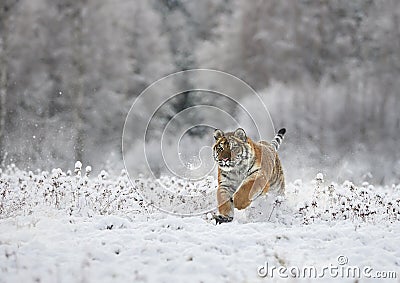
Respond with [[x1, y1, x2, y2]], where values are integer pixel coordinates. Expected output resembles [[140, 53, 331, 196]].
[[213, 128, 250, 170]]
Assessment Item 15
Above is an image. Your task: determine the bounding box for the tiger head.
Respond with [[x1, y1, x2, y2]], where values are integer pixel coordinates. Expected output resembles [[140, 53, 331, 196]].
[[213, 128, 250, 170]]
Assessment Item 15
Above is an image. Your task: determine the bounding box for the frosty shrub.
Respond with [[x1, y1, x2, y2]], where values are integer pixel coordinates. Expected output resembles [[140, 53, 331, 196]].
[[293, 174, 400, 225], [1, 165, 399, 225], [0, 163, 149, 218], [0, 163, 219, 219]]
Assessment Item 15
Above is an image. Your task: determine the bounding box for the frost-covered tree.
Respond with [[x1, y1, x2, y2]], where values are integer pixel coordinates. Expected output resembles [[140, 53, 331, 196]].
[[0, 0, 20, 164], [0, 0, 399, 183], [2, 0, 177, 169]]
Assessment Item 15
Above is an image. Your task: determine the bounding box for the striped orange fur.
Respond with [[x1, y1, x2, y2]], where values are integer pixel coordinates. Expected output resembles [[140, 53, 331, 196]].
[[212, 128, 286, 223]]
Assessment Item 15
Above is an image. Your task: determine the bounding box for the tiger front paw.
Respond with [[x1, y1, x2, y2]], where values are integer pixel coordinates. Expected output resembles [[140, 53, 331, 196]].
[[213, 214, 233, 224]]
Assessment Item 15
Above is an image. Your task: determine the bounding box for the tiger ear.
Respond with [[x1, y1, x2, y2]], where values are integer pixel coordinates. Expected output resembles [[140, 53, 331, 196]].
[[234, 128, 247, 142], [214, 129, 224, 140]]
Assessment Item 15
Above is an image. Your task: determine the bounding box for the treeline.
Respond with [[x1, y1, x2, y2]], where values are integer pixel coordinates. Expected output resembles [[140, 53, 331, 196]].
[[0, 0, 399, 182], [0, 0, 222, 168], [196, 0, 399, 183]]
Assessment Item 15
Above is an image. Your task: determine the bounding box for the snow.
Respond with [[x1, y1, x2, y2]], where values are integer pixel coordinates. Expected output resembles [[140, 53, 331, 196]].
[[0, 165, 399, 282], [316, 172, 324, 181]]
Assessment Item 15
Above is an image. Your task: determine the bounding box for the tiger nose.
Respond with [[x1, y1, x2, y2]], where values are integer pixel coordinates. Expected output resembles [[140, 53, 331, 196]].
[[222, 157, 229, 161]]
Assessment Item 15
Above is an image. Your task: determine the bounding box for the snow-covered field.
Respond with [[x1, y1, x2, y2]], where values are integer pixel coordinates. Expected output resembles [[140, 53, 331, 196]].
[[0, 164, 399, 283]]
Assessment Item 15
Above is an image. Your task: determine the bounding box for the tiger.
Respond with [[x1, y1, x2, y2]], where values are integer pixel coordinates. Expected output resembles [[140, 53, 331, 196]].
[[212, 127, 286, 224]]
